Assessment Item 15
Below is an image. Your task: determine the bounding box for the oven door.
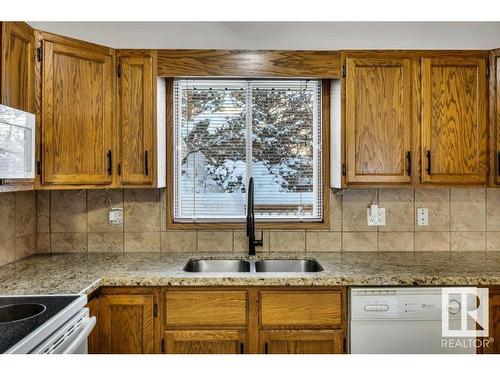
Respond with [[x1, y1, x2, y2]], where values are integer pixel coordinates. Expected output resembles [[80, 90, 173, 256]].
[[30, 308, 96, 354]]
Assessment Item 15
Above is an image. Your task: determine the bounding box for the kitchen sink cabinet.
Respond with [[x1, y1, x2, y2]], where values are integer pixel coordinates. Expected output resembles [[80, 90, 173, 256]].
[[421, 56, 488, 185], [38, 32, 116, 188], [343, 54, 416, 185], [162, 287, 346, 355], [97, 288, 159, 354], [117, 50, 160, 187], [164, 330, 247, 354], [260, 330, 343, 354]]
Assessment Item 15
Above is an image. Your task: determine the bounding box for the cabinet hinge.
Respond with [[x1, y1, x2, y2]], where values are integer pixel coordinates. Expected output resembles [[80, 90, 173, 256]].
[[342, 163, 346, 176], [36, 160, 42, 175], [343, 336, 347, 353], [153, 303, 158, 318], [161, 338, 165, 353], [117, 63, 121, 78], [36, 47, 42, 62], [342, 65, 346, 78]]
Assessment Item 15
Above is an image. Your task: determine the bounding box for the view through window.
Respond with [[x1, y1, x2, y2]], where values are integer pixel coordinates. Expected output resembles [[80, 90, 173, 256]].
[[173, 79, 322, 222]]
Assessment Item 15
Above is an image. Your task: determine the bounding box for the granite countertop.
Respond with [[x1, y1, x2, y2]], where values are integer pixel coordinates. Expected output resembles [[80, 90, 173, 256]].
[[1, 252, 500, 296]]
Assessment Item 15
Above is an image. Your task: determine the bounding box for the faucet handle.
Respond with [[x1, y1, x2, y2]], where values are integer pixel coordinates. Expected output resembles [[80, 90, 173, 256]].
[[255, 231, 264, 247]]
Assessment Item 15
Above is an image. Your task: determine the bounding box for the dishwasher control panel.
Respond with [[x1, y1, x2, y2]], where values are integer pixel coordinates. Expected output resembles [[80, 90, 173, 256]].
[[350, 287, 455, 320]]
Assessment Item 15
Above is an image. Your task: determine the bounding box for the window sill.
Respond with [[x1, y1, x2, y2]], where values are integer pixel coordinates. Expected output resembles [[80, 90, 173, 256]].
[[166, 221, 329, 231]]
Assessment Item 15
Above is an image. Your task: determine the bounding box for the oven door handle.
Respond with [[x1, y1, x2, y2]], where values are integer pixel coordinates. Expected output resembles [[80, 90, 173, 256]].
[[62, 316, 96, 354]]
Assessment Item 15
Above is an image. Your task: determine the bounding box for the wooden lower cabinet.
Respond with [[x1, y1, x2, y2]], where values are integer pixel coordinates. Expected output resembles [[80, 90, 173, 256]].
[[86, 297, 99, 354], [164, 330, 247, 354], [98, 293, 156, 354], [484, 289, 500, 354], [261, 330, 343, 354]]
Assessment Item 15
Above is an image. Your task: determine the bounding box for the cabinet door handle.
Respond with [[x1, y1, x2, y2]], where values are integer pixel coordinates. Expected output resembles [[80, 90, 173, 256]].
[[406, 151, 412, 176], [264, 342, 269, 354], [107, 150, 112, 175], [145, 150, 149, 176], [497, 151, 500, 176], [426, 150, 431, 175], [240, 342, 244, 354]]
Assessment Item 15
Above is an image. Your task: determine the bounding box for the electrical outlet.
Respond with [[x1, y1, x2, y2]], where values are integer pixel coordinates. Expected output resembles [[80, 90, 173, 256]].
[[417, 208, 428, 226], [108, 208, 123, 225], [367, 207, 386, 226]]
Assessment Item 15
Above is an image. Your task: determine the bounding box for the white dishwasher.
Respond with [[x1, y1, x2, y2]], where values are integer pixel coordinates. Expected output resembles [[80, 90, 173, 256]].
[[349, 287, 477, 354]]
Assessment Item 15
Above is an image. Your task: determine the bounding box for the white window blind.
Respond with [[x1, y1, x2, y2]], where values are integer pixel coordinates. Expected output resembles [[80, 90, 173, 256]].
[[173, 79, 322, 222]]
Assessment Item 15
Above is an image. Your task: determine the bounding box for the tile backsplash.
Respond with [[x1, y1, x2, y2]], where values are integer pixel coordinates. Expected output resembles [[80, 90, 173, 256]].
[[0, 191, 37, 266], [34, 187, 500, 254]]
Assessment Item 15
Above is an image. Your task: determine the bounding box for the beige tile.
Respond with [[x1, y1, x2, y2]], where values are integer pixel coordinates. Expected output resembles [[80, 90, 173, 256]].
[[88, 232, 124, 252], [342, 189, 377, 231], [415, 232, 450, 252], [124, 189, 160, 232], [87, 190, 123, 233], [451, 232, 486, 252], [487, 232, 500, 252], [161, 231, 197, 252], [234, 231, 269, 253], [269, 231, 305, 252], [0, 192, 15, 241], [342, 232, 378, 252], [16, 234, 36, 260], [36, 191, 50, 234], [51, 233, 88, 253], [306, 232, 341, 252], [414, 189, 450, 231], [50, 190, 87, 233], [37, 233, 51, 253], [451, 188, 486, 231], [124, 232, 160, 252], [0, 239, 16, 266], [160, 188, 167, 232], [487, 188, 500, 231], [378, 189, 414, 231], [15, 191, 36, 237], [197, 231, 233, 252], [329, 190, 342, 231], [378, 232, 414, 252]]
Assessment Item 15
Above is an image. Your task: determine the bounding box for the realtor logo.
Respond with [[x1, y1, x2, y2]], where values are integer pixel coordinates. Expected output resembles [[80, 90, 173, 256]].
[[441, 287, 489, 338]]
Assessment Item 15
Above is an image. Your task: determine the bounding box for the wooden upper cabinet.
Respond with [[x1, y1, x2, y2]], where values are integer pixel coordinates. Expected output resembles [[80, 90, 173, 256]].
[[344, 56, 413, 184], [490, 50, 500, 186], [117, 51, 156, 186], [40, 33, 115, 186], [98, 294, 155, 354], [421, 56, 488, 184], [1, 22, 35, 112]]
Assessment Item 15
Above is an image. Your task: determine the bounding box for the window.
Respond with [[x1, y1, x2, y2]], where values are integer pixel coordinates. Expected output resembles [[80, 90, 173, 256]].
[[173, 79, 322, 223]]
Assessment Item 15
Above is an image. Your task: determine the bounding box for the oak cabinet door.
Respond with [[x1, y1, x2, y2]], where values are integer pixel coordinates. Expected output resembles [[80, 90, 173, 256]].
[[345, 57, 412, 184], [98, 295, 154, 354], [164, 330, 247, 354], [118, 52, 155, 186], [41, 36, 114, 185], [484, 292, 500, 354], [261, 330, 344, 354], [1, 22, 35, 112], [491, 50, 500, 186], [421, 57, 487, 184]]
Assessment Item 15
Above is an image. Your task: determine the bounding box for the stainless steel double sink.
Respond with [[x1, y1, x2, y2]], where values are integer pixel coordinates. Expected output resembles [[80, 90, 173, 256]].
[[183, 258, 324, 273]]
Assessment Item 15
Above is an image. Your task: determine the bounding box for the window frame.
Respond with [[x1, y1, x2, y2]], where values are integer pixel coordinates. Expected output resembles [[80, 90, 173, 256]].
[[165, 78, 331, 230]]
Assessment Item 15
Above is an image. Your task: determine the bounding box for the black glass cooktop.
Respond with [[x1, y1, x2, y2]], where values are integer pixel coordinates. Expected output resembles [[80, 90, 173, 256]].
[[0, 295, 80, 353]]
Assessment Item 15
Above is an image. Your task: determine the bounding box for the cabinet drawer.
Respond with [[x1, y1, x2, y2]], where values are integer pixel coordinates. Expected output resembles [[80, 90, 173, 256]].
[[165, 291, 247, 326], [260, 291, 342, 327]]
